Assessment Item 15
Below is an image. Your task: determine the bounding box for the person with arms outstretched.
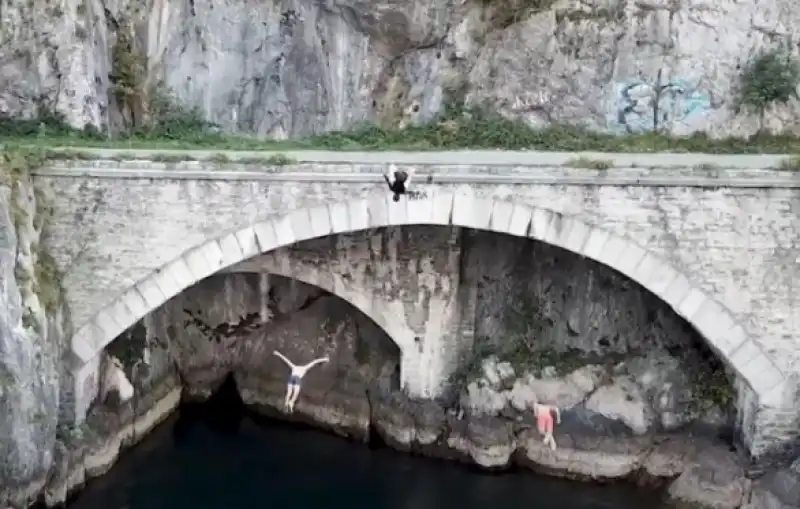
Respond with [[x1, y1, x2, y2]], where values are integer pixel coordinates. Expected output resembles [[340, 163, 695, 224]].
[[383, 164, 415, 202], [534, 402, 561, 450], [273, 351, 330, 413]]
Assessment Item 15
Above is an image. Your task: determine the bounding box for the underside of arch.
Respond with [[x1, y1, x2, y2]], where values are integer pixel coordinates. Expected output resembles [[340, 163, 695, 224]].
[[69, 190, 786, 406]]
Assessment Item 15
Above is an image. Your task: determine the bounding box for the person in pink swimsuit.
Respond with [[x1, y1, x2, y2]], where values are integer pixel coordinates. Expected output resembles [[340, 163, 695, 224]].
[[534, 403, 561, 450]]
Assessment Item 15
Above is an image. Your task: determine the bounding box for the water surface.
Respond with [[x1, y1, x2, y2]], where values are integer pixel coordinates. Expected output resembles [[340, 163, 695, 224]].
[[69, 385, 668, 509]]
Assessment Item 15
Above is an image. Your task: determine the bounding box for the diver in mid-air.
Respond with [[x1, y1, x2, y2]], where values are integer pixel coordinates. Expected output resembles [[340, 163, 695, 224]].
[[383, 165, 416, 201], [273, 351, 329, 413]]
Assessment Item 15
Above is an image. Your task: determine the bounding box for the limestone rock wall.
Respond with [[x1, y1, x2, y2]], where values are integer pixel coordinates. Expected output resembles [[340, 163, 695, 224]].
[[0, 163, 67, 507], [2, 0, 800, 137]]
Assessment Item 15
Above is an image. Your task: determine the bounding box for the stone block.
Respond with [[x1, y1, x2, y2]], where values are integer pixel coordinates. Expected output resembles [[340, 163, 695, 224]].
[[253, 222, 278, 253], [367, 194, 389, 228], [308, 206, 334, 238], [164, 255, 197, 291], [386, 194, 409, 225], [149, 266, 184, 302], [581, 227, 611, 259], [347, 199, 369, 232], [489, 200, 514, 233], [407, 196, 434, 225], [561, 218, 592, 254], [273, 215, 297, 247], [182, 245, 214, 282], [629, 252, 660, 283], [133, 277, 168, 315], [453, 194, 492, 231], [71, 325, 98, 363], [660, 273, 693, 310], [528, 207, 556, 241], [288, 209, 315, 242], [593, 233, 628, 268], [430, 192, 454, 225], [328, 202, 351, 233], [196, 238, 228, 272], [234, 226, 261, 260], [677, 288, 709, 322], [740, 351, 785, 400], [615, 242, 647, 280], [507, 203, 532, 237], [117, 287, 150, 325], [643, 261, 679, 296]]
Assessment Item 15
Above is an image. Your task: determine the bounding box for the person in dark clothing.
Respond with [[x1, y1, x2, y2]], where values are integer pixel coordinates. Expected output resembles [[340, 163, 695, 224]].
[[383, 165, 416, 202]]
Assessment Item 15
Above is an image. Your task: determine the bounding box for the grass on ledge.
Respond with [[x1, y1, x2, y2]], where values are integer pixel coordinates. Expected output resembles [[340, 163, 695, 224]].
[[4, 105, 800, 155]]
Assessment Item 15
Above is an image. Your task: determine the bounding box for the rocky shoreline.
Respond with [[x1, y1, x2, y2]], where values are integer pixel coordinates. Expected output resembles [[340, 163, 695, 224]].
[[11, 371, 789, 509]]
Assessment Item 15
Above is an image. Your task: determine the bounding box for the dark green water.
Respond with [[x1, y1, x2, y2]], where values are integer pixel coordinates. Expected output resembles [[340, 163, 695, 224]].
[[68, 381, 666, 509]]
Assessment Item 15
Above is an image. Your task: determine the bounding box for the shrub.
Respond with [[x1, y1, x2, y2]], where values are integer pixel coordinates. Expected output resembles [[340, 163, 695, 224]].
[[734, 47, 800, 131]]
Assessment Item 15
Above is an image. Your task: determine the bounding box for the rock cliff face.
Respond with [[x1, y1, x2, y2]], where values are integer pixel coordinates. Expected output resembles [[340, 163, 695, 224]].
[[2, 0, 800, 137], [0, 157, 67, 506]]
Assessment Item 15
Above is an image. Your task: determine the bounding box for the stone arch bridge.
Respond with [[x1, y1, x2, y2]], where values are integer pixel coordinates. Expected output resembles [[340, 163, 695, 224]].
[[31, 149, 800, 466]]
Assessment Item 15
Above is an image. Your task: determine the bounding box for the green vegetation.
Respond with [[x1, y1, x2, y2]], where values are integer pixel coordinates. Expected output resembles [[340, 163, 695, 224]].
[[449, 293, 587, 390], [565, 157, 613, 170], [778, 155, 800, 171], [480, 0, 558, 29], [5, 101, 800, 156], [688, 365, 735, 414], [734, 47, 800, 133]]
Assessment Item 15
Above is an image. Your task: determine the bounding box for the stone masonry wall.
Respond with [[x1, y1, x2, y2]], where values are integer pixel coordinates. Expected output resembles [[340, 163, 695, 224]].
[[33, 164, 800, 378], [31, 161, 800, 465], [228, 225, 467, 399]]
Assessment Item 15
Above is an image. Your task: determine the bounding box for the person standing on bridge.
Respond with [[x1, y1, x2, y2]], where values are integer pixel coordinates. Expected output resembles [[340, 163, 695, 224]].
[[383, 164, 416, 202], [273, 351, 330, 413], [533, 402, 561, 451]]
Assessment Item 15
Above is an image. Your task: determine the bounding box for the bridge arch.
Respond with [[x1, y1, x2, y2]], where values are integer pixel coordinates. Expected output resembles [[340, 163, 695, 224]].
[[69, 190, 786, 406]]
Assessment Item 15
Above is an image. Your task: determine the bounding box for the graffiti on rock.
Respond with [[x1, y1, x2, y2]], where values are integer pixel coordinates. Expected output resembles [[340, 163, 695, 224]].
[[610, 70, 711, 134]]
